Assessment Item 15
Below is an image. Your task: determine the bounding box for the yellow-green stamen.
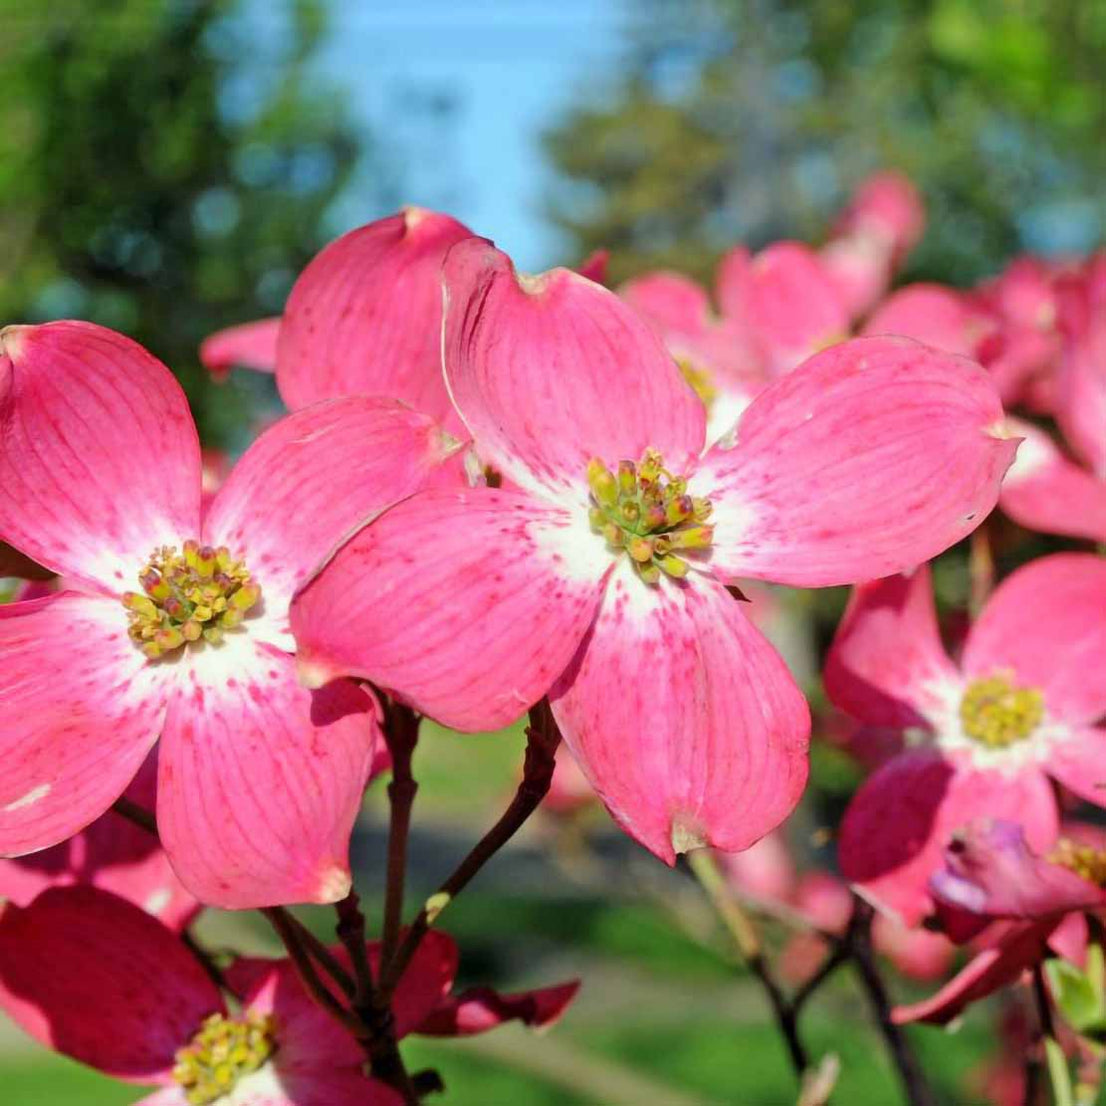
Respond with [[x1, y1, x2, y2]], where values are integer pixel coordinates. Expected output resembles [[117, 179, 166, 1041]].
[[959, 673, 1044, 749], [1049, 838, 1106, 887], [587, 449, 713, 585], [123, 541, 261, 659], [172, 1012, 277, 1105]]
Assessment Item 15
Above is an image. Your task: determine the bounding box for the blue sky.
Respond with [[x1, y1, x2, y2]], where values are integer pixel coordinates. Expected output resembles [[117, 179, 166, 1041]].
[[317, 0, 628, 270]]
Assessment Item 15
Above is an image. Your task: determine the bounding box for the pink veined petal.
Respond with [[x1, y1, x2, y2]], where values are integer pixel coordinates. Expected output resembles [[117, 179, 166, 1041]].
[[824, 566, 958, 730], [620, 271, 713, 340], [416, 981, 580, 1037], [0, 886, 222, 1081], [864, 283, 989, 358], [442, 238, 705, 500], [962, 553, 1106, 727], [292, 488, 612, 732], [930, 819, 1106, 921], [157, 640, 381, 908], [1047, 728, 1106, 809], [0, 593, 170, 856], [549, 566, 810, 864], [740, 241, 850, 372], [999, 419, 1106, 543], [697, 335, 1017, 588], [277, 207, 473, 419], [1056, 319, 1106, 477], [0, 321, 202, 595], [203, 397, 459, 628], [199, 317, 281, 379], [892, 920, 1055, 1026], [0, 751, 199, 931], [838, 750, 1059, 927]]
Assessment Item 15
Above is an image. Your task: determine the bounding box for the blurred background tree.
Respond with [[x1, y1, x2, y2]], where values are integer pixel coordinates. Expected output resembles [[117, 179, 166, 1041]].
[[0, 0, 361, 443], [545, 0, 1106, 287]]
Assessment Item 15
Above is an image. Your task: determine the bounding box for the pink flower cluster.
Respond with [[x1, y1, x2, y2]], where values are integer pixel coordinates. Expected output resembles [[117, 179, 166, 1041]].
[[0, 169, 1104, 1102]]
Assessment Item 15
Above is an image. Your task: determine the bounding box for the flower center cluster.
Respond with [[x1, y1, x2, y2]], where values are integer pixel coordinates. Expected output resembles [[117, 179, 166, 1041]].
[[123, 542, 261, 659], [676, 357, 718, 408], [1049, 838, 1106, 887], [587, 449, 713, 585], [958, 673, 1044, 749], [172, 1012, 277, 1105]]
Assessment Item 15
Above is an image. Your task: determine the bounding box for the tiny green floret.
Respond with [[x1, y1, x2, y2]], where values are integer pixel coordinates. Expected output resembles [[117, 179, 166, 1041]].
[[123, 541, 261, 659], [172, 1012, 277, 1105], [587, 448, 713, 585], [959, 673, 1044, 749]]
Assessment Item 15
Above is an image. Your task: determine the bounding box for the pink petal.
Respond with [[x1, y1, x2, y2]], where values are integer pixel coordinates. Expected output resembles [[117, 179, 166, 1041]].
[[999, 419, 1106, 543], [962, 553, 1106, 726], [1048, 728, 1106, 808], [199, 317, 281, 378], [0, 322, 202, 594], [838, 751, 1059, 926], [157, 641, 381, 908], [576, 249, 609, 285], [820, 235, 895, 321], [833, 171, 925, 257], [416, 981, 580, 1037], [0, 886, 222, 1081], [1056, 319, 1106, 477], [824, 566, 958, 729], [277, 207, 472, 420], [0, 752, 198, 931], [892, 920, 1054, 1025], [698, 335, 1016, 587], [0, 593, 169, 856], [620, 271, 713, 338], [292, 488, 611, 732], [442, 238, 705, 498], [718, 831, 797, 905], [549, 567, 810, 864], [930, 819, 1105, 921], [872, 916, 954, 982], [204, 397, 459, 624], [740, 242, 850, 372], [713, 245, 753, 321], [864, 283, 988, 358], [1047, 911, 1089, 966]]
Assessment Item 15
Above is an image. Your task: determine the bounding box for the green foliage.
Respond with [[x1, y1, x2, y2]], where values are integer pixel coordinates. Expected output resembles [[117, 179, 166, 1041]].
[[0, 0, 360, 443], [545, 0, 1106, 287]]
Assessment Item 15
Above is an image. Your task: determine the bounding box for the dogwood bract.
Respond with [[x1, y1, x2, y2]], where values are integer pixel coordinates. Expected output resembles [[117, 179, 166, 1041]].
[[292, 238, 1016, 866], [0, 321, 457, 907]]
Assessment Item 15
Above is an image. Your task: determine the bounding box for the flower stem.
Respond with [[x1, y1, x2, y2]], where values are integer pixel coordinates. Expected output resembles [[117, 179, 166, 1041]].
[[378, 698, 562, 997], [848, 898, 935, 1106], [687, 847, 810, 1077], [1034, 965, 1075, 1106], [381, 699, 420, 968]]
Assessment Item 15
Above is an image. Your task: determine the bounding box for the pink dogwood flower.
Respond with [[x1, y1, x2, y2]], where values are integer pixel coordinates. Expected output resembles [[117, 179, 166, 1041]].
[[829, 554, 1106, 927], [0, 885, 577, 1105], [292, 238, 1015, 867], [0, 321, 459, 907], [894, 820, 1106, 1025], [0, 753, 197, 930]]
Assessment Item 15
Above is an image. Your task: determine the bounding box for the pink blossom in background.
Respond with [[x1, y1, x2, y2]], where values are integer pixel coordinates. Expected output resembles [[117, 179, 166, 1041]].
[[829, 555, 1106, 927], [721, 833, 953, 983], [198, 317, 281, 380], [894, 820, 1106, 1026], [621, 239, 850, 443], [292, 237, 1014, 867], [0, 321, 460, 908], [0, 753, 197, 931], [0, 886, 577, 1104], [821, 170, 926, 318]]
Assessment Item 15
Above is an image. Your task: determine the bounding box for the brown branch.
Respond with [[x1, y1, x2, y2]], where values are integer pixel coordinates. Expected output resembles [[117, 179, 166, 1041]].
[[381, 699, 420, 967], [378, 698, 561, 996]]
